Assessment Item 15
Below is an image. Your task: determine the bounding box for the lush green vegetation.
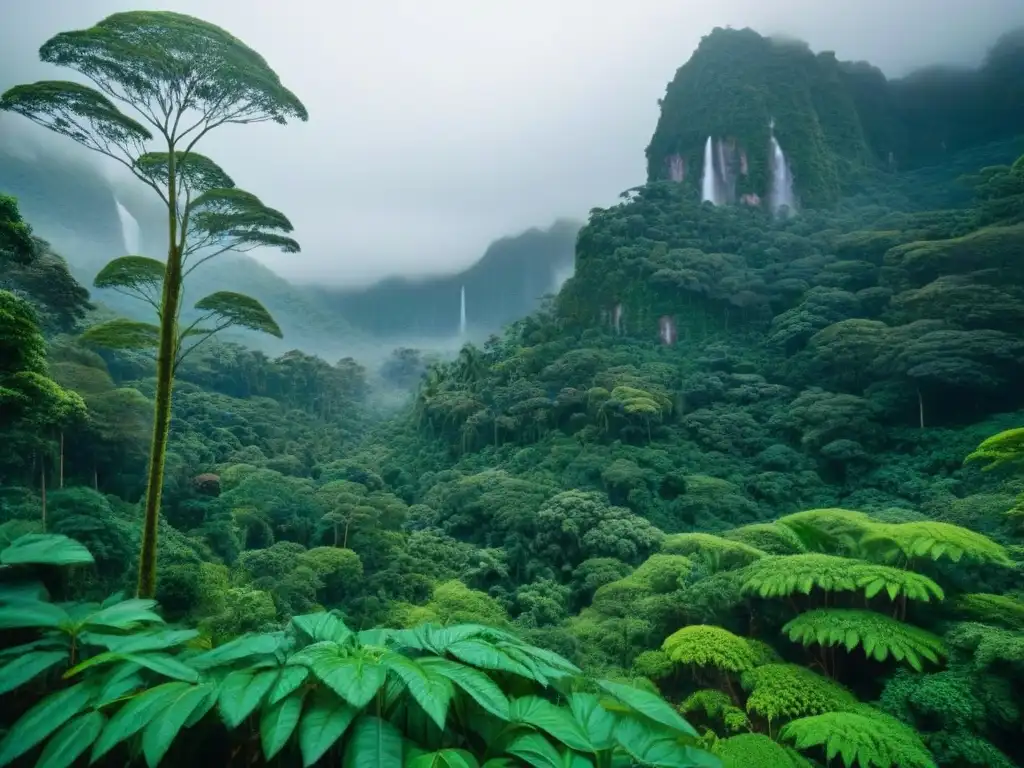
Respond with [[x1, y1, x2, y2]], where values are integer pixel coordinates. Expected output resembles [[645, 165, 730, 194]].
[[647, 27, 1024, 206], [3, 11, 1024, 768]]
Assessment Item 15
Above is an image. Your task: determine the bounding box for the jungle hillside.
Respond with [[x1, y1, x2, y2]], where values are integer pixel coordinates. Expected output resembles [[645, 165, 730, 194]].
[[2, 14, 1024, 768]]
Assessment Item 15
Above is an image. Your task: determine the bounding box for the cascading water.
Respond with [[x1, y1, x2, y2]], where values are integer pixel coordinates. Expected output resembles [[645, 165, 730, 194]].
[[459, 285, 467, 336], [701, 136, 718, 204], [768, 123, 796, 216], [114, 198, 141, 254]]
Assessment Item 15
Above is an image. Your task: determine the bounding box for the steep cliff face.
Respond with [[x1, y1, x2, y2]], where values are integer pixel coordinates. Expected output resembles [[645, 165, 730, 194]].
[[647, 27, 1024, 208]]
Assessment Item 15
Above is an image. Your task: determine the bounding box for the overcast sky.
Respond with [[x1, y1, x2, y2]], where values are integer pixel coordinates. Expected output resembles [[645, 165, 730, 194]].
[[2, 0, 1023, 286]]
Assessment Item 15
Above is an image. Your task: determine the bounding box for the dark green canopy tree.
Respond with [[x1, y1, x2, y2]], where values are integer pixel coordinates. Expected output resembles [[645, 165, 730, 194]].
[[0, 11, 307, 598]]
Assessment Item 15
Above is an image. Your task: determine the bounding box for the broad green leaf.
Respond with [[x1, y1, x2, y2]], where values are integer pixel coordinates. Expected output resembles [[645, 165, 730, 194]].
[[406, 749, 480, 768], [188, 632, 281, 669], [298, 689, 357, 767], [142, 683, 215, 767], [35, 710, 105, 768], [83, 599, 163, 629], [267, 666, 310, 706], [308, 647, 387, 709], [292, 612, 352, 643], [445, 639, 534, 679], [80, 628, 199, 654], [91, 681, 192, 761], [93, 664, 144, 708], [0, 649, 67, 695], [342, 716, 404, 768], [184, 685, 219, 728], [568, 693, 617, 751], [613, 716, 720, 768], [382, 651, 453, 729], [397, 623, 496, 654], [0, 682, 94, 766], [66, 651, 198, 683], [597, 680, 698, 737], [260, 689, 305, 760], [0, 533, 93, 566], [218, 669, 278, 728], [0, 582, 49, 604], [510, 696, 593, 753], [504, 733, 562, 768], [419, 657, 510, 721], [0, 599, 69, 630]]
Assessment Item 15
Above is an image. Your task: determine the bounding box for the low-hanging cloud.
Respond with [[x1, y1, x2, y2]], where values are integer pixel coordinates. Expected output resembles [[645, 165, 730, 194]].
[[2, 0, 1022, 286]]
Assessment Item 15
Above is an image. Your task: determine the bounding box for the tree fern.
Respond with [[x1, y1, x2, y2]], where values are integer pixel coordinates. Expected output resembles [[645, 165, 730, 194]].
[[783, 609, 947, 671], [861, 520, 1010, 566], [740, 554, 944, 602], [661, 533, 766, 569], [965, 427, 1024, 471], [780, 706, 936, 768], [775, 508, 877, 555], [680, 690, 750, 734], [741, 663, 857, 722], [713, 733, 813, 767], [721, 523, 807, 555], [952, 593, 1024, 630], [662, 625, 761, 673]]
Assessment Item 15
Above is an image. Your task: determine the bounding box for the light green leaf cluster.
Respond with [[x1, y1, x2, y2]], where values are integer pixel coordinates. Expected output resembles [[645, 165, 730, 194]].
[[862, 520, 1011, 566], [714, 733, 813, 768], [662, 533, 766, 569], [662, 625, 760, 673], [783, 609, 946, 671], [740, 663, 857, 722], [740, 553, 944, 602], [780, 706, 937, 768], [681, 690, 750, 734]]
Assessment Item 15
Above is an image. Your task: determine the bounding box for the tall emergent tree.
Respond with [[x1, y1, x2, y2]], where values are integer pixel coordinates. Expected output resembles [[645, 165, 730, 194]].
[[0, 12, 308, 597]]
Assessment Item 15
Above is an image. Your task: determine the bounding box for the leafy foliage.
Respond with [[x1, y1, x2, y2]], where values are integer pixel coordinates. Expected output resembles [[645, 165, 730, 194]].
[[783, 609, 947, 671]]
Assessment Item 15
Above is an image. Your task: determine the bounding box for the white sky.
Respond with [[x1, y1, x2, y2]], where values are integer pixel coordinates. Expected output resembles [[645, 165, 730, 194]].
[[2, 0, 1022, 285]]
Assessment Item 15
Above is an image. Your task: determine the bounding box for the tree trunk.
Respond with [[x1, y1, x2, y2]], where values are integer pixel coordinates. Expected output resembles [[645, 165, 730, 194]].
[[59, 432, 64, 489], [917, 387, 925, 429], [40, 459, 47, 532], [93, 464, 98, 491], [137, 155, 182, 600]]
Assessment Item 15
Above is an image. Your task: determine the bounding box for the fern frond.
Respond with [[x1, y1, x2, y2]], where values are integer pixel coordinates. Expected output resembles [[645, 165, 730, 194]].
[[775, 508, 876, 554], [964, 427, 1024, 471], [681, 689, 750, 734], [662, 532, 766, 568], [722, 523, 807, 555], [780, 706, 937, 768], [741, 663, 857, 722], [952, 593, 1024, 630], [714, 733, 813, 767], [662, 625, 760, 673], [740, 554, 944, 602], [783, 609, 947, 671], [862, 520, 1011, 566]]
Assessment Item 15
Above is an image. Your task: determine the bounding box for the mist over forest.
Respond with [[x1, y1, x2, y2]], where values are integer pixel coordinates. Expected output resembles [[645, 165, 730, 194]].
[[3, 4, 1024, 767]]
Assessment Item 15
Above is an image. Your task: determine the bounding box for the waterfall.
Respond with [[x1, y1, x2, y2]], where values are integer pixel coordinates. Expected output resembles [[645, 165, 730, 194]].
[[769, 125, 796, 216], [459, 285, 467, 336], [114, 198, 141, 254], [701, 136, 718, 204]]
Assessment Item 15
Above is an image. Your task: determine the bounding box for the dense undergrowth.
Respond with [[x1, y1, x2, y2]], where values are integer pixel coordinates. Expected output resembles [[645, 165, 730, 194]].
[[3, 17, 1024, 767]]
